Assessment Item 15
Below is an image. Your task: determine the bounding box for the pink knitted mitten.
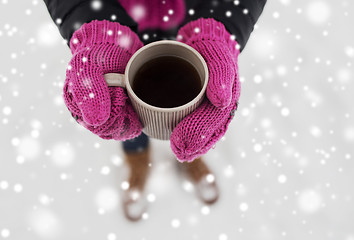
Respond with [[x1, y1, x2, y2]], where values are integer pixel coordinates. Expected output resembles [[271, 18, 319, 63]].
[[117, 0, 186, 31], [170, 18, 241, 162], [64, 20, 144, 141]]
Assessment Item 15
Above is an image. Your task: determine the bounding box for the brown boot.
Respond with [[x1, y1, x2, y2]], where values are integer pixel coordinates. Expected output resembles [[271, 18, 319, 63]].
[[176, 157, 219, 204], [121, 146, 151, 221]]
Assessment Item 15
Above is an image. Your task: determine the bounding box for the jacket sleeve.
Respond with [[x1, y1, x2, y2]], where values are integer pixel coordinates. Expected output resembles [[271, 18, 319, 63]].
[[43, 0, 138, 46], [183, 0, 267, 52]]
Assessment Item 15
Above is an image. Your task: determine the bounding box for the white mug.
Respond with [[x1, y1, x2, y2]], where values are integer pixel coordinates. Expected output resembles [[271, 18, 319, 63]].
[[104, 40, 208, 140]]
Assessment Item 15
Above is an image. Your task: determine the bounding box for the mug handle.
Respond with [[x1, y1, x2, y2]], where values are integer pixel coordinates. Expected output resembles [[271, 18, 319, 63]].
[[104, 73, 126, 88]]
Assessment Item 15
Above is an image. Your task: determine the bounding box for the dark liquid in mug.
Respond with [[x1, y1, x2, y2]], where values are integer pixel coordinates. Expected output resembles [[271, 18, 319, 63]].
[[132, 55, 202, 108]]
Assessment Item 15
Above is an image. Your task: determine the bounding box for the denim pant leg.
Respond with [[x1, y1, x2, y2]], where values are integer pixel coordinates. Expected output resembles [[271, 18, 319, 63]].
[[122, 132, 149, 153]]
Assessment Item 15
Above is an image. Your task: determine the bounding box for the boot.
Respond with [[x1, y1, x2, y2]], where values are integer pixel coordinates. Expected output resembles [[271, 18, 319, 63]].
[[176, 157, 219, 204], [121, 146, 151, 221]]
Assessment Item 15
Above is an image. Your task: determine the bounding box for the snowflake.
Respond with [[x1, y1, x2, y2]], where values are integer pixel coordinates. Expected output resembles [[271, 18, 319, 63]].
[[171, 219, 181, 228], [1, 229, 10, 238], [278, 174, 287, 183], [219, 234, 228, 240], [2, 106, 11, 115], [163, 16, 169, 22], [14, 183, 23, 193], [100, 166, 110, 175], [95, 187, 118, 212], [306, 1, 331, 24], [239, 202, 249, 212], [130, 4, 146, 21], [51, 142, 75, 167], [297, 189, 323, 213], [107, 233, 117, 240], [55, 18, 62, 24], [118, 35, 132, 49], [91, 0, 102, 11], [121, 181, 129, 190]]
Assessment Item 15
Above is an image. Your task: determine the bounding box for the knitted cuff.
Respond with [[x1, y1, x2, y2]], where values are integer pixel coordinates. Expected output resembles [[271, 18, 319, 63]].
[[69, 19, 143, 55], [177, 18, 240, 57]]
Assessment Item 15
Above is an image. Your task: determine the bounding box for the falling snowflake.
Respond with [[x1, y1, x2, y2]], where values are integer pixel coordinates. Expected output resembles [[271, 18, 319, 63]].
[[118, 35, 132, 49], [95, 187, 118, 212], [306, 1, 331, 24], [130, 4, 146, 21], [91, 0, 102, 11]]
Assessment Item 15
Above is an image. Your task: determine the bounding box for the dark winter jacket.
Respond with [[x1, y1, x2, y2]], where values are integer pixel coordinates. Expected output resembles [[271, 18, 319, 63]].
[[43, 0, 267, 52]]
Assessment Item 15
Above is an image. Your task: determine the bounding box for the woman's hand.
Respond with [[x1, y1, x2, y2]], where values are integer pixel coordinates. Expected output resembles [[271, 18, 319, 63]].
[[171, 18, 241, 162], [63, 20, 144, 141]]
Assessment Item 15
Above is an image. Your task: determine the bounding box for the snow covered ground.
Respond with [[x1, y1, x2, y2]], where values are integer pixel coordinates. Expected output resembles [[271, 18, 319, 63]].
[[1, 0, 354, 239]]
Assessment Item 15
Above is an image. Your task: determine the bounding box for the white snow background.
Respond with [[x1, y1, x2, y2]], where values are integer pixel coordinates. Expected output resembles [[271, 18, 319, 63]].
[[1, 0, 354, 239]]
